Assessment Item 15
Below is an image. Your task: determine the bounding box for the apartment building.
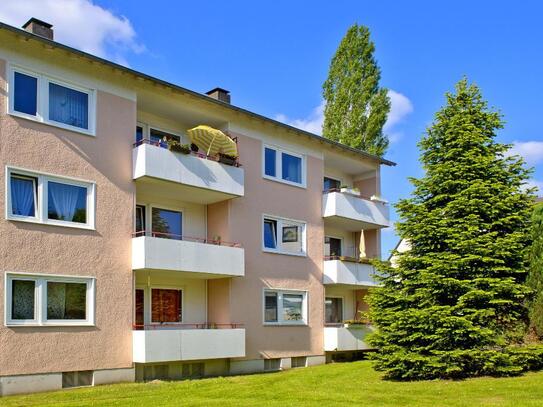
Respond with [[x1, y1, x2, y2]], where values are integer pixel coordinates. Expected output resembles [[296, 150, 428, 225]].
[[0, 18, 394, 396]]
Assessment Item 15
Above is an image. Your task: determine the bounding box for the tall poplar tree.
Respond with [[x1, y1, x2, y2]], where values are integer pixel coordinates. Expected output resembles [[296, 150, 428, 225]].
[[322, 24, 390, 157], [368, 78, 534, 380]]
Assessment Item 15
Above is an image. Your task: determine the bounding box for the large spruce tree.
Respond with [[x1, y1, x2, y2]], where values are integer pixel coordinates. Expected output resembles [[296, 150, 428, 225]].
[[527, 203, 543, 338], [322, 24, 390, 157], [368, 78, 534, 380]]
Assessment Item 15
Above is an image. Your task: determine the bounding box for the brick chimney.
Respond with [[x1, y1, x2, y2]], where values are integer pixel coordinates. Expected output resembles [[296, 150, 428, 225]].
[[22, 18, 54, 40], [206, 88, 231, 104]]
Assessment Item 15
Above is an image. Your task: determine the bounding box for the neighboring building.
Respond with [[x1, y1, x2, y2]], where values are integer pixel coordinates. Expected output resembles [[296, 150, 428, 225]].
[[389, 238, 411, 267], [0, 18, 394, 396]]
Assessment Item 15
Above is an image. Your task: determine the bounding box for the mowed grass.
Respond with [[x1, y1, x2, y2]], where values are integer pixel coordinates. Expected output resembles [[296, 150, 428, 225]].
[[2, 361, 543, 407]]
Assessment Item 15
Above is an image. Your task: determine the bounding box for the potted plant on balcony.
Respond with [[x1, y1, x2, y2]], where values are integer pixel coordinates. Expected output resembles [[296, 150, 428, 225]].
[[218, 153, 238, 166], [340, 185, 361, 196], [343, 312, 371, 329], [168, 140, 191, 154]]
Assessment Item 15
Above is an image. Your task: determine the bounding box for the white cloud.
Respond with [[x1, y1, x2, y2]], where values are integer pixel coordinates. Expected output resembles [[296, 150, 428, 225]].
[[275, 101, 325, 135], [0, 0, 144, 64], [274, 90, 413, 142], [524, 179, 543, 193], [509, 141, 543, 166], [384, 90, 413, 143]]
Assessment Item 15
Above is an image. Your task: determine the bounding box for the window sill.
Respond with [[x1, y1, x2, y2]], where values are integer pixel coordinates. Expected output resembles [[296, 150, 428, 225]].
[[7, 216, 95, 231], [262, 248, 307, 257], [263, 322, 308, 327], [5, 322, 95, 327], [262, 175, 306, 189], [8, 111, 95, 137]]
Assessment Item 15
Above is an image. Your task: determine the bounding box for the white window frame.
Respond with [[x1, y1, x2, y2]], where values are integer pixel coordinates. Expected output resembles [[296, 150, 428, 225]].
[[5, 272, 95, 327], [262, 145, 306, 188], [149, 285, 184, 325], [6, 166, 96, 230], [263, 289, 308, 326], [135, 122, 185, 145], [262, 214, 306, 257], [7, 64, 96, 136]]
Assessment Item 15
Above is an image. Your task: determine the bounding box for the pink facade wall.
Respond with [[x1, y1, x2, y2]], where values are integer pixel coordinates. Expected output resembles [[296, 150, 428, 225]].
[[0, 59, 136, 376], [207, 133, 325, 359]]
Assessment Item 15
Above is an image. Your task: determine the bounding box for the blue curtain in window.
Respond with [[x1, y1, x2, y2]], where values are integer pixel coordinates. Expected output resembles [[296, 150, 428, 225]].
[[264, 220, 277, 248], [11, 177, 35, 216], [48, 182, 81, 221], [49, 83, 88, 129], [282, 154, 301, 183], [264, 148, 276, 177]]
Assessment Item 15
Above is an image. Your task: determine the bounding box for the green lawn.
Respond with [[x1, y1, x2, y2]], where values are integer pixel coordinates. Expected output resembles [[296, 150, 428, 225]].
[[2, 361, 542, 406]]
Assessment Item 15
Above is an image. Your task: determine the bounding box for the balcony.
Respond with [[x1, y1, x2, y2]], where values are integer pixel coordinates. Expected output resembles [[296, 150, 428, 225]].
[[133, 141, 244, 204], [324, 325, 374, 352], [323, 257, 378, 287], [322, 191, 390, 230], [132, 233, 244, 278], [133, 324, 246, 363]]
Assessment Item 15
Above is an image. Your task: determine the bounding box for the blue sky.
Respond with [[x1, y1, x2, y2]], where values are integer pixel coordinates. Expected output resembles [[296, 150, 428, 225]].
[[1, 0, 541, 257]]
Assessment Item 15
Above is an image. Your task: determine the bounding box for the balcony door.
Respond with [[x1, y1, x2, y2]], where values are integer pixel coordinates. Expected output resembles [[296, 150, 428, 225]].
[[325, 236, 342, 257], [135, 288, 144, 329], [323, 176, 341, 192], [151, 207, 182, 240]]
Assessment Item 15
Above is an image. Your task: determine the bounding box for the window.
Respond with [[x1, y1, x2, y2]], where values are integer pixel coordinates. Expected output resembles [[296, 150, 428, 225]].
[[5, 273, 95, 326], [47, 182, 88, 224], [151, 288, 182, 323], [10, 175, 37, 218], [152, 207, 182, 240], [47, 281, 87, 320], [135, 205, 146, 236], [325, 236, 342, 257], [6, 167, 95, 229], [325, 297, 343, 324], [13, 71, 38, 116], [264, 290, 307, 325], [264, 148, 276, 177], [323, 177, 341, 192], [263, 146, 305, 187], [9, 66, 95, 135], [263, 216, 306, 255], [136, 125, 144, 144], [150, 128, 180, 148], [48, 82, 89, 129]]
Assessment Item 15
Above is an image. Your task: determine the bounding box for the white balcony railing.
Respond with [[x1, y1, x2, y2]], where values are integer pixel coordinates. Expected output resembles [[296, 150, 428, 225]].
[[132, 235, 245, 278], [133, 326, 246, 363], [323, 258, 378, 287], [322, 191, 390, 230], [324, 325, 374, 352], [133, 142, 244, 204]]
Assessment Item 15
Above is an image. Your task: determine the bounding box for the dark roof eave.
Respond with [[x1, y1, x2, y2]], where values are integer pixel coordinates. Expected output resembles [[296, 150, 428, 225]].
[[0, 21, 396, 167]]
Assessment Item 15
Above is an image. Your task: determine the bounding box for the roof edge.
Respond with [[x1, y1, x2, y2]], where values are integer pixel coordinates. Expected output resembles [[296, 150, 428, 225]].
[[0, 21, 396, 167]]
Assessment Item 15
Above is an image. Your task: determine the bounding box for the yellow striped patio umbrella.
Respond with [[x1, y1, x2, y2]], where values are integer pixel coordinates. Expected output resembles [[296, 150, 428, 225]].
[[187, 125, 238, 157]]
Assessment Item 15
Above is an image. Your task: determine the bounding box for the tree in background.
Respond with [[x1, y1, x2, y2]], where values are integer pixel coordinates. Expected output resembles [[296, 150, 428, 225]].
[[368, 78, 535, 380], [322, 24, 390, 157], [527, 202, 543, 338]]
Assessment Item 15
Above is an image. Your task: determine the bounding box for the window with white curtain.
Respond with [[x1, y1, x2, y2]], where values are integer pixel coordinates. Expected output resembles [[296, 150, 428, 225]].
[[8, 66, 95, 135], [6, 167, 95, 229], [263, 215, 306, 256], [263, 145, 305, 187], [5, 273, 95, 326]]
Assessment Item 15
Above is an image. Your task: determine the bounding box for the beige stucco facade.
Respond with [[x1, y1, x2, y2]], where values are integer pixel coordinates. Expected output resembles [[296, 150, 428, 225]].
[[0, 20, 392, 395]]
